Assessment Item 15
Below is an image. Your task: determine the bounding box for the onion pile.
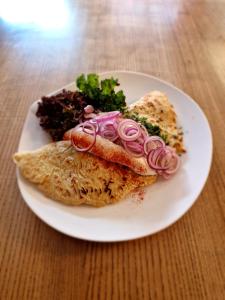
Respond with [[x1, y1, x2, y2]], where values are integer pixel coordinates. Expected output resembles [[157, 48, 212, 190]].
[[70, 111, 180, 179]]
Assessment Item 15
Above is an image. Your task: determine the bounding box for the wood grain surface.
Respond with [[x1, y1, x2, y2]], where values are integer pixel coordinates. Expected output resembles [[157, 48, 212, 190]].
[[0, 0, 225, 299]]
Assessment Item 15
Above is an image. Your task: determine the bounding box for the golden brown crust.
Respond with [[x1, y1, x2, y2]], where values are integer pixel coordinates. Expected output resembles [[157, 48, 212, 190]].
[[129, 91, 185, 154], [13, 141, 156, 207]]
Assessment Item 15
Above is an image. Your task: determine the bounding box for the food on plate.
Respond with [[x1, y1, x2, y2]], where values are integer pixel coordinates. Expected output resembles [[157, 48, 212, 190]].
[[36, 89, 89, 141], [14, 73, 185, 207], [36, 74, 126, 141], [63, 111, 180, 178], [128, 91, 185, 154], [13, 141, 156, 207], [64, 128, 154, 176]]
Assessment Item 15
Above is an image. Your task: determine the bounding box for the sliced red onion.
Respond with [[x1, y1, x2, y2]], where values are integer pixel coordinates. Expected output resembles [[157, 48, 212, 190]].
[[71, 134, 96, 152], [101, 130, 118, 141], [117, 119, 142, 141], [147, 148, 168, 170], [99, 120, 116, 130], [162, 172, 171, 180], [100, 130, 117, 142], [98, 121, 118, 141], [89, 119, 97, 123], [84, 120, 99, 132], [144, 136, 165, 155], [123, 141, 144, 157], [84, 123, 97, 135], [147, 146, 180, 177], [160, 149, 173, 169], [71, 122, 96, 152], [162, 153, 180, 175], [84, 105, 94, 114], [95, 111, 121, 123], [140, 124, 149, 137], [125, 127, 138, 136], [75, 122, 97, 135], [84, 113, 97, 119], [122, 132, 146, 157], [136, 134, 147, 145]]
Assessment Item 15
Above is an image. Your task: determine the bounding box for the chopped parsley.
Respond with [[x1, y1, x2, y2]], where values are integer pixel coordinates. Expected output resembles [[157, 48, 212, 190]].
[[123, 110, 168, 143]]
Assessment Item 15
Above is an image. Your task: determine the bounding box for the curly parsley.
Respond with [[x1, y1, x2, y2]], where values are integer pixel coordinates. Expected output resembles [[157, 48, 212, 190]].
[[76, 74, 126, 112]]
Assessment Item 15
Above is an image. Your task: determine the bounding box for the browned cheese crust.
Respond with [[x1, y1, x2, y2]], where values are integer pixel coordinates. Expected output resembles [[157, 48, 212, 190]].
[[13, 141, 156, 207]]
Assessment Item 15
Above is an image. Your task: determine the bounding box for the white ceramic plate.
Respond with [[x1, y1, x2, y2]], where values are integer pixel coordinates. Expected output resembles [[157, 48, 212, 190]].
[[17, 71, 212, 242]]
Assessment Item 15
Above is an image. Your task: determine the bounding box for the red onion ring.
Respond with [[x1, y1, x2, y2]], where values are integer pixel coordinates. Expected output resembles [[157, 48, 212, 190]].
[[163, 153, 180, 174], [162, 172, 171, 180], [136, 134, 147, 145], [84, 105, 94, 114], [144, 136, 165, 155], [147, 146, 180, 177], [122, 141, 144, 157], [147, 148, 168, 170], [84, 113, 97, 119], [71, 135, 96, 152], [117, 119, 142, 141], [86, 120, 99, 132], [95, 111, 121, 123], [71, 122, 96, 152], [100, 129, 118, 142], [99, 121, 118, 142], [140, 124, 149, 138], [160, 150, 173, 169]]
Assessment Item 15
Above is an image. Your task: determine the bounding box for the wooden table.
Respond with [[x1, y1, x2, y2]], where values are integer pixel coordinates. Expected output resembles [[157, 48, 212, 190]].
[[0, 0, 224, 299]]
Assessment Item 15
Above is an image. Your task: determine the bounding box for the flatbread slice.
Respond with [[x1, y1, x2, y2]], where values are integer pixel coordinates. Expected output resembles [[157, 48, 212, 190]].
[[129, 91, 185, 153], [13, 141, 156, 207]]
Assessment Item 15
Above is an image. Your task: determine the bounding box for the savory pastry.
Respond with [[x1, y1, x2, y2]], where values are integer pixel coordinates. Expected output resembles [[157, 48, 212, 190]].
[[13, 141, 156, 207], [129, 91, 185, 154]]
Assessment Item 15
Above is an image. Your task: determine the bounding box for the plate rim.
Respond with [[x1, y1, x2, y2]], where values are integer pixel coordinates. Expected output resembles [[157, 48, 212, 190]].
[[16, 70, 213, 242]]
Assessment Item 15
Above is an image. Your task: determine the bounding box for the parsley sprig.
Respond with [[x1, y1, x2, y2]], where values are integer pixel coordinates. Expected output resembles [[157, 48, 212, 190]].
[[76, 74, 126, 112]]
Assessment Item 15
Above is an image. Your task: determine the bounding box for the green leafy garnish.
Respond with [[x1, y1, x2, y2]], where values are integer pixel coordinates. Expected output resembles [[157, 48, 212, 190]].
[[160, 133, 168, 144], [76, 74, 126, 112]]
